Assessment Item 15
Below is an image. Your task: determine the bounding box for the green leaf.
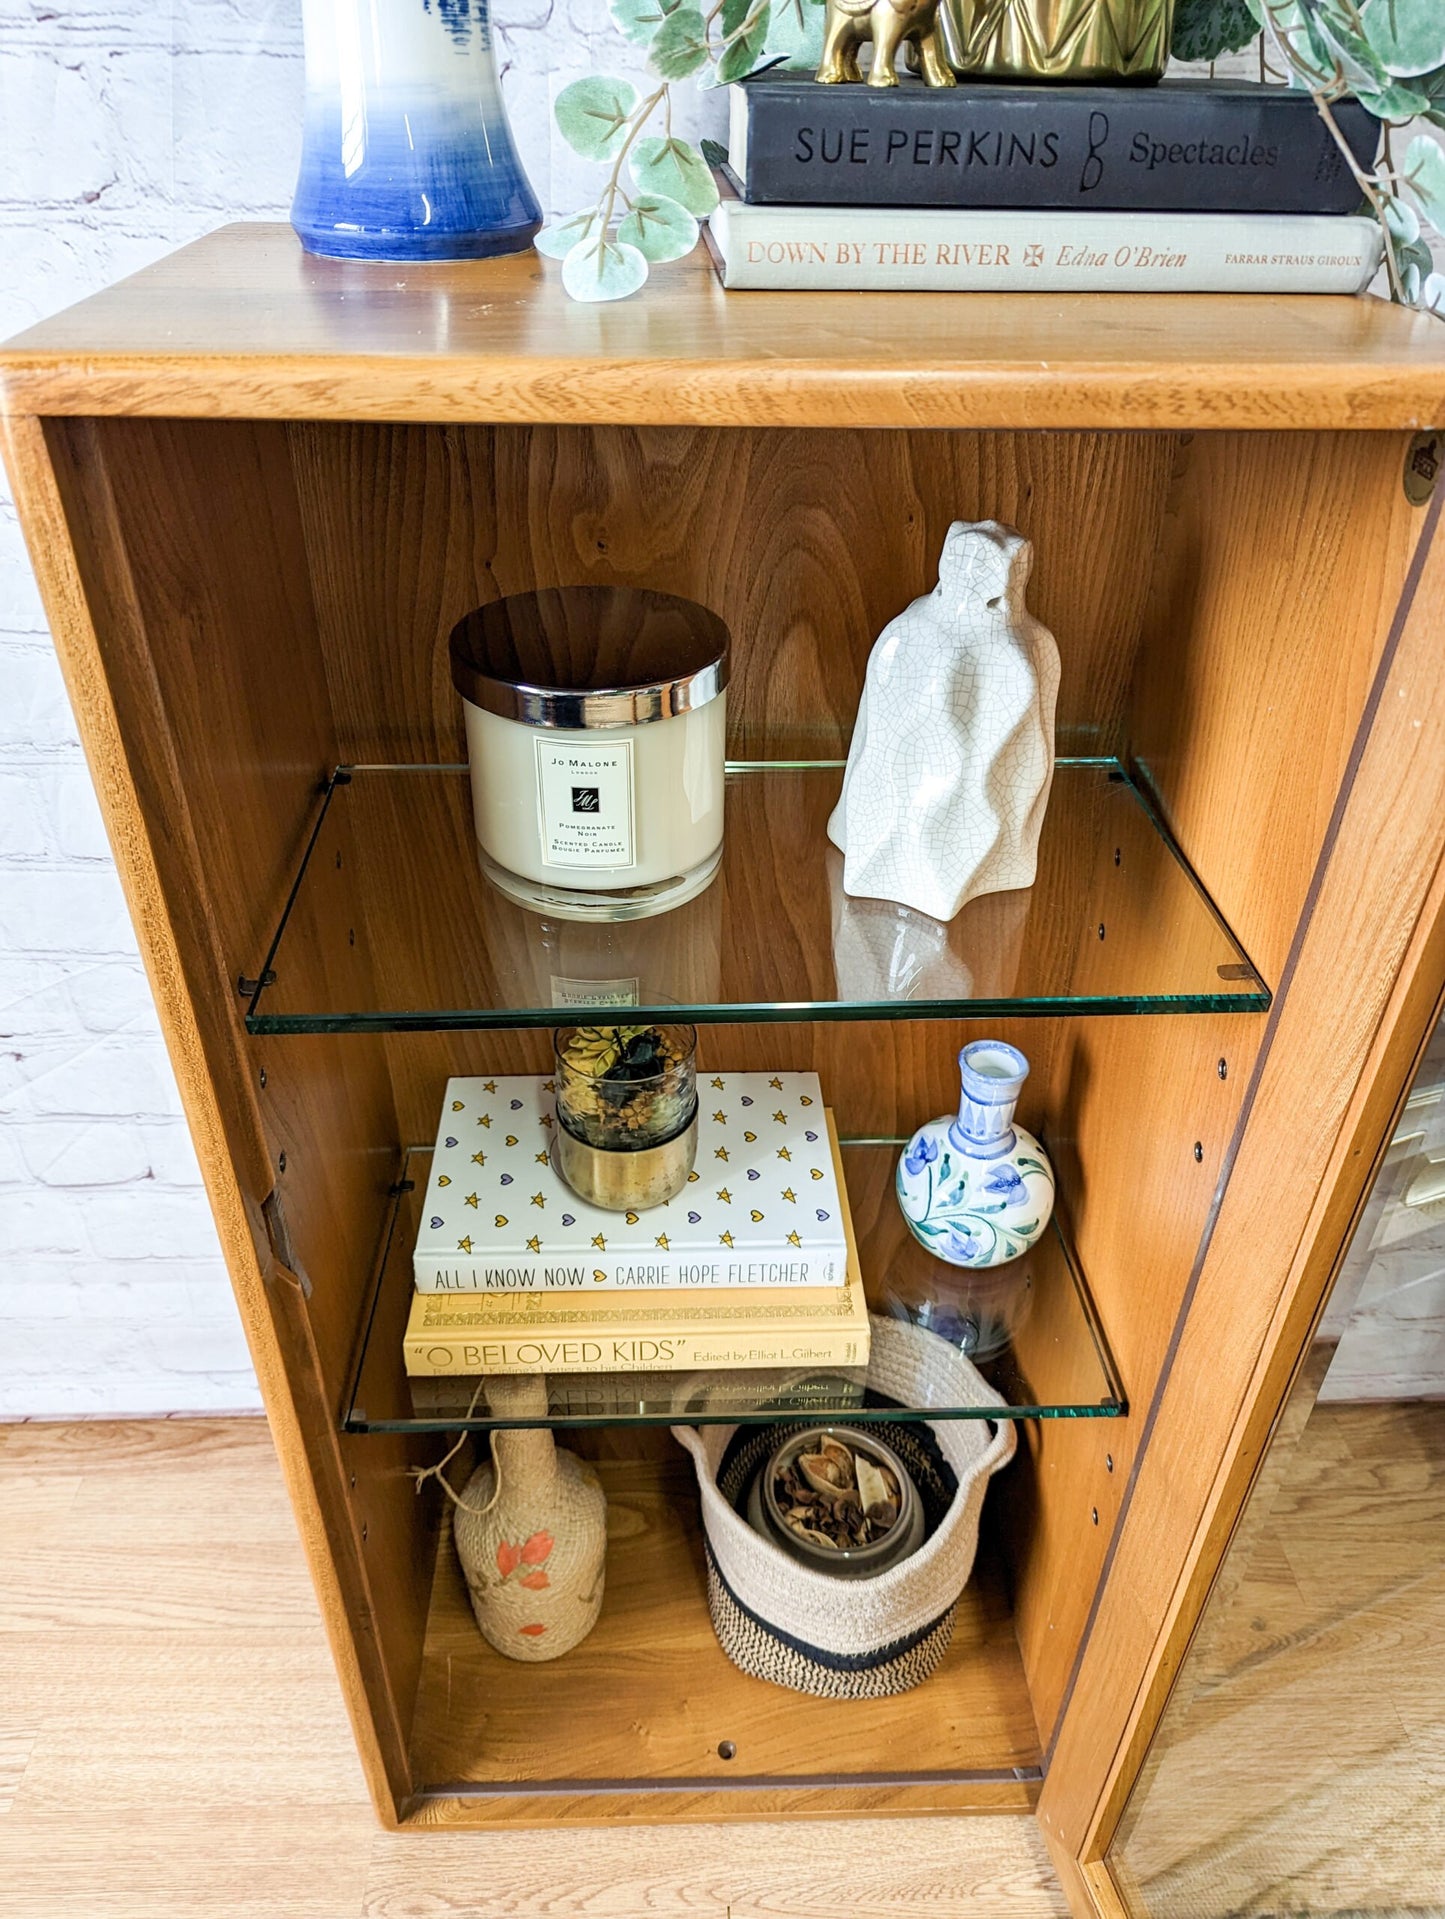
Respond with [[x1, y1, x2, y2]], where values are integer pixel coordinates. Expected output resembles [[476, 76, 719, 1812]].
[[630, 134, 720, 215], [610, 0, 681, 44], [1383, 193, 1422, 246], [762, 0, 826, 68], [1359, 79, 1432, 118], [1360, 0, 1445, 77], [649, 5, 710, 77], [701, 137, 730, 168], [560, 233, 650, 302], [618, 191, 700, 261], [717, 0, 773, 82], [1406, 132, 1445, 228], [1170, 0, 1258, 62], [554, 76, 639, 161], [533, 208, 604, 259]]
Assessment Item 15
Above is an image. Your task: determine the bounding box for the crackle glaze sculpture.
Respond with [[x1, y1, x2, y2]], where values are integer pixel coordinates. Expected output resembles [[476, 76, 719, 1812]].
[[896, 1040, 1054, 1268], [827, 520, 1060, 923], [452, 1376, 607, 1661]]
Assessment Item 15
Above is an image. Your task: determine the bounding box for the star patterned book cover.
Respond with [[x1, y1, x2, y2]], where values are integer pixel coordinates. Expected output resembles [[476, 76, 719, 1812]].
[[414, 1072, 849, 1292], [403, 1106, 869, 1376]]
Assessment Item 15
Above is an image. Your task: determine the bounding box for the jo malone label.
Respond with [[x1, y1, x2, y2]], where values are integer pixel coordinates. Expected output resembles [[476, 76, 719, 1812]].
[[534, 737, 636, 869]]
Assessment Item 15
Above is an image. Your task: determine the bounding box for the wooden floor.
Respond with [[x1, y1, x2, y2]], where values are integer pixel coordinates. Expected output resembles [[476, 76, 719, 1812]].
[[0, 1418, 1067, 1919], [1110, 1397, 1445, 1917]]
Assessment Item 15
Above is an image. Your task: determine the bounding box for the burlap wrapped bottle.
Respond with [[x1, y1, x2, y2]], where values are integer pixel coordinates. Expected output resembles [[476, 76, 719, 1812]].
[[451, 1376, 608, 1662]]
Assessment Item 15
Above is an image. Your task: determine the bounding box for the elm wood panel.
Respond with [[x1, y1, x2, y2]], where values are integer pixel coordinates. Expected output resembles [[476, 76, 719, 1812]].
[[286, 421, 1176, 762], [1125, 429, 1421, 986], [7, 226, 1445, 429], [0, 1418, 1066, 1916], [407, 1782, 1038, 1828], [1006, 1014, 1254, 1748], [1003, 431, 1423, 1760], [377, 1018, 1065, 1179], [406, 1455, 1040, 1803], [4, 414, 418, 1820], [1038, 495, 1445, 1875]]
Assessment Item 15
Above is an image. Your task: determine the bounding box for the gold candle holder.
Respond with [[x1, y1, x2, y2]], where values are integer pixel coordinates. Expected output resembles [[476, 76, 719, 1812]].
[[941, 0, 1175, 82]]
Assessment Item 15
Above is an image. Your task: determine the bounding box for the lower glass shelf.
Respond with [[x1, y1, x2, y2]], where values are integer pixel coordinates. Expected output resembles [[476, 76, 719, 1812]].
[[343, 1142, 1125, 1431]]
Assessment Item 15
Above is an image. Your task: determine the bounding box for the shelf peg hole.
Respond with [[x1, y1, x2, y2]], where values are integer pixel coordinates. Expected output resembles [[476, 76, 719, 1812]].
[[258, 1067, 266, 1090], [278, 1151, 287, 1175], [335, 851, 342, 870], [1091, 1507, 1099, 1525], [1218, 1058, 1228, 1080], [361, 1521, 368, 1543], [348, 928, 355, 947], [1106, 1453, 1114, 1473], [1114, 846, 1122, 867], [717, 1741, 737, 1762], [1193, 1141, 1204, 1163], [1097, 923, 1106, 940]]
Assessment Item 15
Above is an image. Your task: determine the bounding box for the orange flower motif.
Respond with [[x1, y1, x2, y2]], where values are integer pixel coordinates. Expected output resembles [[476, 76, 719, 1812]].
[[518, 1570, 550, 1590], [517, 1623, 547, 1637], [496, 1540, 522, 1578], [520, 1531, 554, 1565]]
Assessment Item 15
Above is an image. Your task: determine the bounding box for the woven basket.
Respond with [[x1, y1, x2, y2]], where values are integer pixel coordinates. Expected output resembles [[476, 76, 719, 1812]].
[[672, 1315, 1016, 1698]]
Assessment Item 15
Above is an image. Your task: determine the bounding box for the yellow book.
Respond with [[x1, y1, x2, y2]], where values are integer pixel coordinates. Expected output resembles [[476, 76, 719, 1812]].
[[402, 1112, 870, 1377]]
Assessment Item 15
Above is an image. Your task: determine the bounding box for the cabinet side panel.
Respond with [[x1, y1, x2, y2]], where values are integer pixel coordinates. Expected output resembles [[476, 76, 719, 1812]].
[[13, 415, 430, 1816], [1036, 445, 1445, 1867]]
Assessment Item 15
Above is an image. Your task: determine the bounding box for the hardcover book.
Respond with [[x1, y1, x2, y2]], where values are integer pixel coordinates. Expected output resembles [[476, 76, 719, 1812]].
[[727, 77, 1379, 214], [706, 176, 1383, 294], [403, 1113, 870, 1376], [414, 1071, 848, 1291]]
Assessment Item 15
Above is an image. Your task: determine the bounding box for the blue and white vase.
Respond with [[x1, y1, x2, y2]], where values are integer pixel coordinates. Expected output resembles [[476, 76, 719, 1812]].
[[292, 0, 541, 261], [896, 1041, 1054, 1269]]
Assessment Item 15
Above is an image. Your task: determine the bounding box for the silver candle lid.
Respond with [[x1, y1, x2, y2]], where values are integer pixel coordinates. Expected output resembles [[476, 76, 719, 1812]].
[[449, 586, 730, 729]]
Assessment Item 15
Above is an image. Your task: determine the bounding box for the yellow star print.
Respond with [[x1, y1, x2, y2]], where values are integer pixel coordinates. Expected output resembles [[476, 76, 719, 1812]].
[[710, 1076, 725, 1090], [531, 1192, 545, 1208], [782, 1187, 796, 1202], [717, 1188, 732, 1204], [464, 1192, 479, 1209], [768, 1076, 783, 1090], [715, 1146, 729, 1161], [655, 1234, 670, 1250], [539, 1114, 554, 1129], [526, 1235, 541, 1253], [719, 1230, 735, 1248], [535, 1151, 549, 1165], [591, 1233, 607, 1250], [541, 1079, 555, 1093], [773, 1110, 787, 1124], [777, 1146, 792, 1161], [713, 1111, 727, 1125], [457, 1236, 474, 1253], [787, 1230, 802, 1248], [471, 1151, 486, 1166], [477, 1115, 491, 1128], [482, 1081, 496, 1093]]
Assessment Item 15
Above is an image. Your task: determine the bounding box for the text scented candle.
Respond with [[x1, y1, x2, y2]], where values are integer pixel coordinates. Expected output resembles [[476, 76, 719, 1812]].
[[450, 587, 729, 921]]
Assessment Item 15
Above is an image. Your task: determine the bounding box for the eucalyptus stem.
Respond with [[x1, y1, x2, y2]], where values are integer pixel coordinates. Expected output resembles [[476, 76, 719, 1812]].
[[598, 84, 669, 234]]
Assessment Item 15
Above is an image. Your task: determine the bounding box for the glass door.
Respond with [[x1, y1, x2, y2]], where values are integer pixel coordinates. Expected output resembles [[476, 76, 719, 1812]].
[[1108, 1013, 1445, 1917]]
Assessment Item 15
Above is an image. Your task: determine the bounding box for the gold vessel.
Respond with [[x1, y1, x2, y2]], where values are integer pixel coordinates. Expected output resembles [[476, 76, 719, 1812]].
[[941, 0, 1175, 82]]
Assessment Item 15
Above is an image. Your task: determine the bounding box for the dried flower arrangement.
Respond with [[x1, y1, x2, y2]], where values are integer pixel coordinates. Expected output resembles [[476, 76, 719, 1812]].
[[554, 1023, 697, 1151], [773, 1434, 902, 1552]]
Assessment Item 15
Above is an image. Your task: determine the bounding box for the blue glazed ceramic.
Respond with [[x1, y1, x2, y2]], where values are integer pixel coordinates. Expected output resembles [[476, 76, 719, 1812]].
[[896, 1040, 1054, 1269], [292, 0, 541, 262]]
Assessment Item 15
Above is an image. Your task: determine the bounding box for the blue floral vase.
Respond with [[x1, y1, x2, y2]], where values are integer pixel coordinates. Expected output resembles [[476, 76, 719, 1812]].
[[896, 1041, 1054, 1269], [292, 0, 541, 261]]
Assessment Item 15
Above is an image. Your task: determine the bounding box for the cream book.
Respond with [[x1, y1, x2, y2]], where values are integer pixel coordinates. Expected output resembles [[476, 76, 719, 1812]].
[[402, 1113, 870, 1377], [414, 1070, 848, 1290]]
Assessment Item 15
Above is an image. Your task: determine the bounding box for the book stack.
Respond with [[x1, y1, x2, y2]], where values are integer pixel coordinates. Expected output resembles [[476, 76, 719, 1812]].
[[403, 1072, 871, 1385], [707, 76, 1384, 293]]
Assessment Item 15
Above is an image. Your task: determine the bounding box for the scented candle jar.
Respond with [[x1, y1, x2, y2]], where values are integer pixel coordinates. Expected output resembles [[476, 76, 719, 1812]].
[[450, 587, 729, 922]]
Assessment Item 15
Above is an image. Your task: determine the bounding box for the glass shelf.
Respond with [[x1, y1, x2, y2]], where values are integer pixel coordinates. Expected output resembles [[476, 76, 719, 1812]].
[[342, 1143, 1125, 1432], [244, 760, 1267, 1034]]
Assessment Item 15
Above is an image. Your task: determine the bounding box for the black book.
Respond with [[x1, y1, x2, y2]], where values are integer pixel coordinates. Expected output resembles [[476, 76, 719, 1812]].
[[727, 77, 1379, 214]]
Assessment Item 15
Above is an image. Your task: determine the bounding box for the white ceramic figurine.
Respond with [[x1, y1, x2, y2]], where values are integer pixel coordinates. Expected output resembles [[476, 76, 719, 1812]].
[[828, 520, 1060, 922]]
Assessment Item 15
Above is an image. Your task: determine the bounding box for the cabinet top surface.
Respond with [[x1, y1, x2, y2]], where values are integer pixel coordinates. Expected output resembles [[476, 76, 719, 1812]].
[[4, 222, 1444, 430]]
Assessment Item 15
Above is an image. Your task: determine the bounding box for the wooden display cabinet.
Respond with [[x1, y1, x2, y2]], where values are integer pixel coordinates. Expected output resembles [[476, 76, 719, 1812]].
[[5, 229, 1445, 1908]]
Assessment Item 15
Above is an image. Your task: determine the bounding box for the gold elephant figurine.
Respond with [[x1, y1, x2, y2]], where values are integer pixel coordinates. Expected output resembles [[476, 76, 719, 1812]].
[[816, 0, 957, 85]]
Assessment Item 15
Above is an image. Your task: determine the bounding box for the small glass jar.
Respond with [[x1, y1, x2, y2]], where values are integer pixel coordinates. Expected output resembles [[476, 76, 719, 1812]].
[[552, 1024, 698, 1212], [450, 587, 729, 922]]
